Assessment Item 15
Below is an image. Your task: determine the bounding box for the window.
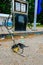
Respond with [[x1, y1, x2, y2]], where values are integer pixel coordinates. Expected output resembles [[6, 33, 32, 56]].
[[21, 4, 27, 12], [15, 2, 20, 11], [15, 1, 27, 13], [18, 15, 24, 23]]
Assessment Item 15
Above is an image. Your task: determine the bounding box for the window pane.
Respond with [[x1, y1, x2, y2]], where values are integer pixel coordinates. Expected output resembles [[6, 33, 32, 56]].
[[15, 2, 20, 11], [21, 4, 26, 12], [18, 15, 24, 23]]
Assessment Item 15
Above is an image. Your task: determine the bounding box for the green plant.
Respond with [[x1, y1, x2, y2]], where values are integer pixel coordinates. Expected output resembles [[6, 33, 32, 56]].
[[5, 35, 11, 39], [0, 0, 11, 14], [28, 0, 34, 23]]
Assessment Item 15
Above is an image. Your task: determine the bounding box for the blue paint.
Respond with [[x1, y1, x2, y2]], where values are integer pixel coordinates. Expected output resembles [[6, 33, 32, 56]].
[[37, 0, 42, 14], [7, 18, 12, 27], [7, 22, 12, 26]]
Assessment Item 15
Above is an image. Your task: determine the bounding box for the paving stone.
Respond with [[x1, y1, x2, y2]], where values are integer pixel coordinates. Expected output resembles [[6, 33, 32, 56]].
[[0, 35, 43, 65]]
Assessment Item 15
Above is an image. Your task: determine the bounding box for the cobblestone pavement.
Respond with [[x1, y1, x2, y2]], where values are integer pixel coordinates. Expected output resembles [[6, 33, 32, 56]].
[[0, 35, 43, 65]]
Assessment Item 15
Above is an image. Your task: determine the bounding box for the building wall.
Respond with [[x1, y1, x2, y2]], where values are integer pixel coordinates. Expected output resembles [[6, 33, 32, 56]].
[[0, 14, 12, 25]]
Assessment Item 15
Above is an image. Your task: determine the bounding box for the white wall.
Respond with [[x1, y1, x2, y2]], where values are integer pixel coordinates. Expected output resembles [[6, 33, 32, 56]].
[[0, 13, 12, 25]]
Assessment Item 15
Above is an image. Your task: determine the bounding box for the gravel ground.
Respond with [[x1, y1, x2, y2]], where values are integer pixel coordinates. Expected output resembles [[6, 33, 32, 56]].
[[0, 34, 43, 65]]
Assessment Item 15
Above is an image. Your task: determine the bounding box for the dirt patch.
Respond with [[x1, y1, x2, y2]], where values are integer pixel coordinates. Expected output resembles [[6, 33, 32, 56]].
[[14, 34, 36, 39], [37, 44, 43, 54], [0, 38, 12, 42]]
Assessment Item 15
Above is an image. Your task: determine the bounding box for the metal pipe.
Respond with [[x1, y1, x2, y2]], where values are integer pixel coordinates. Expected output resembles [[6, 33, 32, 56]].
[[33, 0, 38, 30]]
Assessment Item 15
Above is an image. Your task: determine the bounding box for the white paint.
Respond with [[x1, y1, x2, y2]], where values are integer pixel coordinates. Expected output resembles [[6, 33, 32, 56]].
[[12, 0, 14, 12], [0, 13, 12, 18], [0, 13, 12, 25]]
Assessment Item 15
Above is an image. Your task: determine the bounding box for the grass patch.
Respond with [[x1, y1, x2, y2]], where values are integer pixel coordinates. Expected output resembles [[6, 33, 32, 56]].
[[27, 23, 43, 27], [27, 23, 33, 28], [36, 24, 43, 27], [5, 35, 12, 39]]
